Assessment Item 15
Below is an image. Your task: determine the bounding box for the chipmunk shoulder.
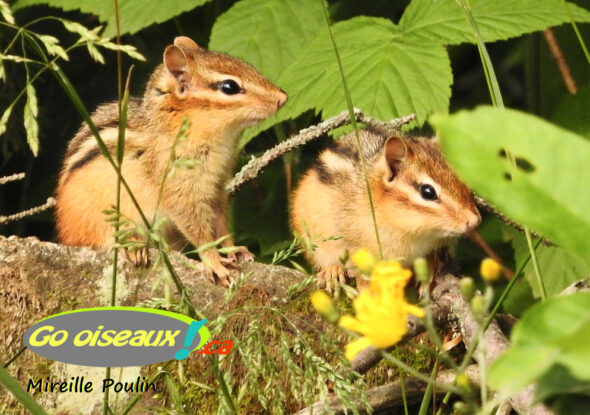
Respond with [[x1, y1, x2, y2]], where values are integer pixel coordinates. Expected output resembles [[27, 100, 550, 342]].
[[291, 129, 480, 287], [56, 36, 287, 285]]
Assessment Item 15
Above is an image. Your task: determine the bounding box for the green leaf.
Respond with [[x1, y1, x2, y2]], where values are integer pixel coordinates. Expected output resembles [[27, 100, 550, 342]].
[[536, 364, 590, 402], [552, 83, 590, 139], [24, 83, 40, 156], [243, 16, 452, 145], [490, 293, 590, 396], [399, 0, 590, 45], [489, 345, 559, 396], [12, 0, 213, 37], [430, 106, 590, 260], [37, 34, 69, 61], [0, 0, 15, 24], [209, 0, 324, 81], [512, 230, 590, 298], [0, 101, 15, 136]]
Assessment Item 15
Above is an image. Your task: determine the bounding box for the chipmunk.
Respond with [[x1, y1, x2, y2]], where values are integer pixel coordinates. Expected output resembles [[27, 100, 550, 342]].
[[55, 36, 287, 285], [291, 129, 481, 288]]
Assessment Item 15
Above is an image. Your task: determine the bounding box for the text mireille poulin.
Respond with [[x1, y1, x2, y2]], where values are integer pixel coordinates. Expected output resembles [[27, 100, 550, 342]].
[[27, 376, 157, 393]]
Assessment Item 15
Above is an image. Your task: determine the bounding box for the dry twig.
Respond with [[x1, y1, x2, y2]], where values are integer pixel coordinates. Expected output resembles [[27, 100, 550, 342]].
[[227, 109, 416, 195], [543, 28, 577, 94], [0, 172, 25, 185], [0, 197, 57, 226]]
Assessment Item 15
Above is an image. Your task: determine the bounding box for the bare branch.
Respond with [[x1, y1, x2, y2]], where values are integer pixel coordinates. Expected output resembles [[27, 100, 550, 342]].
[[0, 172, 25, 185], [294, 365, 480, 415], [0, 197, 56, 226], [227, 110, 416, 195]]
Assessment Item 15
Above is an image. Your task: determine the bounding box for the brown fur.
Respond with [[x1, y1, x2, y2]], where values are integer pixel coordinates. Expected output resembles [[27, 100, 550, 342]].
[[55, 37, 287, 283], [291, 129, 481, 277]]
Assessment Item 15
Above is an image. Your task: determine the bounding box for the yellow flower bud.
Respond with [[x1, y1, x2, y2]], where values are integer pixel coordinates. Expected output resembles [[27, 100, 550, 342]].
[[351, 249, 377, 274], [310, 291, 339, 323], [480, 258, 502, 282], [454, 373, 471, 390], [459, 277, 475, 301], [413, 257, 430, 283], [470, 294, 486, 319]]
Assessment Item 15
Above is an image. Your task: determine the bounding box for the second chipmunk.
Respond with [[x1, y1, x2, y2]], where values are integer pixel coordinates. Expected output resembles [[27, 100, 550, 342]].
[[55, 36, 287, 285], [291, 129, 481, 288]]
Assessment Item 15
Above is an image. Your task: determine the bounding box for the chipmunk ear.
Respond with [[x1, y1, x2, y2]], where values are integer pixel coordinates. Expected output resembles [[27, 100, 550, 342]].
[[384, 135, 409, 179], [164, 45, 190, 85], [173, 36, 200, 51]]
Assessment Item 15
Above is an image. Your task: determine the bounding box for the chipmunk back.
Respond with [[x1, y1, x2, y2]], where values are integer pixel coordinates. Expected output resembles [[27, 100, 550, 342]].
[[291, 129, 480, 286], [56, 36, 287, 285]]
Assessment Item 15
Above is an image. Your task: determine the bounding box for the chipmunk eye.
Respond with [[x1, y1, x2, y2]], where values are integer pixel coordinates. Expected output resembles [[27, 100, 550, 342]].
[[219, 80, 241, 95], [420, 184, 438, 201]]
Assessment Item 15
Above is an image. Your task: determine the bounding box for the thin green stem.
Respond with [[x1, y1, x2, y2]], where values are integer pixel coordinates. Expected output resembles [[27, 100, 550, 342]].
[[104, 6, 125, 411], [2, 346, 26, 368], [525, 232, 546, 299], [209, 354, 236, 414], [418, 357, 439, 415], [379, 349, 460, 394], [478, 329, 487, 405], [561, 0, 590, 65], [114, 0, 122, 103], [395, 348, 409, 415], [320, 0, 383, 259], [102, 366, 112, 415]]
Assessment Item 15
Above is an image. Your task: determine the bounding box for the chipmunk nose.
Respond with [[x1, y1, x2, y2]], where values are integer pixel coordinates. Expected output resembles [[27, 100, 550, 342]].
[[465, 210, 481, 231], [277, 90, 287, 109]]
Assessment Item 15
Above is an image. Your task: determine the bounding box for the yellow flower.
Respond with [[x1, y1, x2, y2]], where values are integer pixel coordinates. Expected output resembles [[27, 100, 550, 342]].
[[351, 248, 377, 274], [339, 257, 424, 360], [343, 337, 373, 361], [310, 290, 339, 323], [480, 258, 502, 282]]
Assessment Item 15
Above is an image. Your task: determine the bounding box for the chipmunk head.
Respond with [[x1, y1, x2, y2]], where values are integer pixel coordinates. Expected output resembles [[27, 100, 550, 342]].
[[373, 135, 481, 240], [145, 36, 287, 132]]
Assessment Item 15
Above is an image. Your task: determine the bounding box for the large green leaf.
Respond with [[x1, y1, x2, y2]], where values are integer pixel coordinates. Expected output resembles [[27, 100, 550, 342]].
[[243, 16, 452, 146], [399, 0, 590, 45], [12, 0, 212, 37], [490, 293, 590, 396], [430, 106, 590, 260], [512, 230, 590, 298], [209, 0, 324, 81]]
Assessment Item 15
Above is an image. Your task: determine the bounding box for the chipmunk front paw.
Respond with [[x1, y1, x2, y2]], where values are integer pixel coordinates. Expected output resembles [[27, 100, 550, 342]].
[[317, 264, 348, 292], [203, 262, 235, 287], [317, 265, 365, 292], [122, 246, 150, 267], [200, 250, 236, 287], [224, 245, 254, 263]]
